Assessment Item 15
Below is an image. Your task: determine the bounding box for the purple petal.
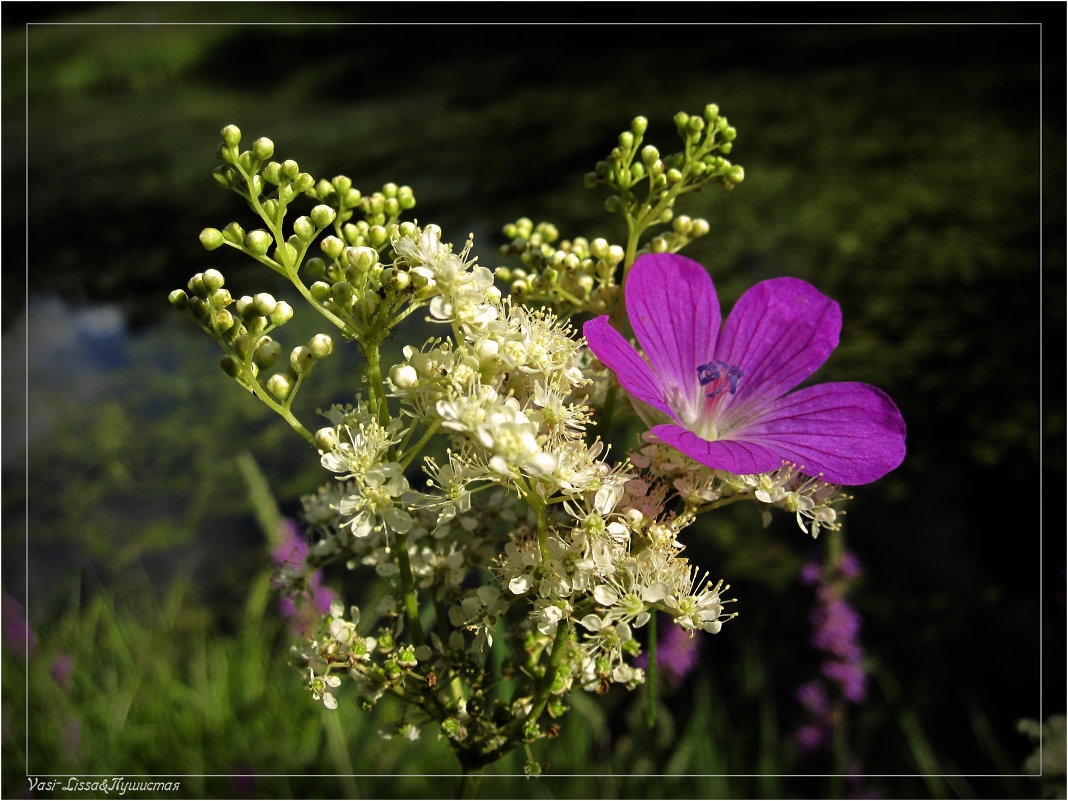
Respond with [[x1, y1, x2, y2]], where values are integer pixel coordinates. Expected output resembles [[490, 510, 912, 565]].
[[734, 382, 906, 485], [626, 254, 720, 418], [714, 277, 841, 421], [651, 424, 783, 475], [583, 316, 675, 419]]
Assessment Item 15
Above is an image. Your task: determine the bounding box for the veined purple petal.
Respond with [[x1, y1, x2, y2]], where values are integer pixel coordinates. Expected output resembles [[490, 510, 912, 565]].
[[714, 278, 841, 421], [626, 254, 720, 419], [733, 382, 906, 485], [584, 316, 675, 419], [651, 424, 782, 475]]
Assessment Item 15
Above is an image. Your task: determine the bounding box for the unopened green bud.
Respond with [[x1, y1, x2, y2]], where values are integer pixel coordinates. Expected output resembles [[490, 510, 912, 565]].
[[220, 354, 241, 377], [266, 373, 292, 400], [368, 225, 388, 248], [641, 145, 660, 166], [214, 308, 235, 332], [244, 230, 272, 255], [631, 115, 648, 136], [262, 161, 282, 184], [251, 338, 278, 367], [383, 197, 400, 218], [604, 196, 623, 214], [618, 131, 634, 150], [188, 273, 208, 298], [321, 236, 344, 260], [168, 289, 189, 309], [188, 298, 209, 319], [211, 165, 237, 189], [251, 136, 274, 161], [310, 205, 336, 229], [728, 165, 745, 184], [315, 427, 339, 451], [687, 116, 705, 136], [252, 293, 277, 316], [398, 189, 416, 211], [221, 124, 241, 148], [304, 257, 327, 279], [704, 103, 720, 122], [666, 167, 683, 184], [691, 218, 710, 237], [293, 173, 315, 193], [332, 281, 354, 304], [293, 216, 316, 242], [290, 346, 314, 375], [200, 269, 224, 292], [310, 281, 331, 302], [308, 334, 333, 359], [590, 238, 610, 260], [282, 160, 299, 180], [333, 175, 352, 194], [343, 188, 362, 208], [235, 295, 254, 319], [346, 246, 377, 271], [650, 236, 669, 253], [270, 301, 293, 325], [222, 222, 246, 245], [199, 228, 224, 251], [607, 245, 625, 264], [389, 270, 410, 290]]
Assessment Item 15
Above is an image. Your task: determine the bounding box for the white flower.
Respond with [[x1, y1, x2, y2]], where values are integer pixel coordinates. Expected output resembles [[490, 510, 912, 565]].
[[336, 463, 413, 538]]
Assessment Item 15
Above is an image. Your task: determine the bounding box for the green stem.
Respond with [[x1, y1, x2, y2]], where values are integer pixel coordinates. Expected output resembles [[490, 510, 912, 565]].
[[645, 612, 658, 730], [394, 531, 426, 648], [507, 620, 570, 741], [458, 768, 484, 799], [238, 365, 315, 447], [523, 485, 551, 561], [364, 338, 391, 430], [398, 418, 442, 470]]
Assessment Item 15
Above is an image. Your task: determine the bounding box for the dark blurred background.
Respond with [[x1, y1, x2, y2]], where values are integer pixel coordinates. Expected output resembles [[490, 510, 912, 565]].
[[2, 3, 1064, 798]]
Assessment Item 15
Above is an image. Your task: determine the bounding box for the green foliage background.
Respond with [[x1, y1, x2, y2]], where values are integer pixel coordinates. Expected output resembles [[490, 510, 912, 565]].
[[2, 4, 1062, 799]]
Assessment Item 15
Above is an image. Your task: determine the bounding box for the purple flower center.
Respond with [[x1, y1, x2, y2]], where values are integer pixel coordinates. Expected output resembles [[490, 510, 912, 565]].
[[696, 360, 743, 398]]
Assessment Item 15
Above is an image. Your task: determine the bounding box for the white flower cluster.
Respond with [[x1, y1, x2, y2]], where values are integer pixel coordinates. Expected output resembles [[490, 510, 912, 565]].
[[290, 222, 737, 745]]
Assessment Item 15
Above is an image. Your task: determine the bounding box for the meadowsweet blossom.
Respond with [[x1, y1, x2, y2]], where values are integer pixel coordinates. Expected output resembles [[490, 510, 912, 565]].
[[583, 253, 906, 485]]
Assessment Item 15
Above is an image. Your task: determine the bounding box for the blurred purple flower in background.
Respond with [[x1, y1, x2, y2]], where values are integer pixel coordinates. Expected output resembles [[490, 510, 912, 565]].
[[794, 547, 875, 796], [636, 616, 702, 685], [2, 593, 35, 658], [51, 653, 75, 692], [271, 519, 337, 635]]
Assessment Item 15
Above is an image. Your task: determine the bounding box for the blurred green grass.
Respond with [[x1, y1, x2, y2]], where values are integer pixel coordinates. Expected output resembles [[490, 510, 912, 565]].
[[2, 6, 1061, 798]]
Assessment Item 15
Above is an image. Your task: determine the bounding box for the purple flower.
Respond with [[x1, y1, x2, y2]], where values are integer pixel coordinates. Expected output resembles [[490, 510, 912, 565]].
[[584, 254, 906, 485], [51, 654, 75, 692], [2, 593, 35, 658]]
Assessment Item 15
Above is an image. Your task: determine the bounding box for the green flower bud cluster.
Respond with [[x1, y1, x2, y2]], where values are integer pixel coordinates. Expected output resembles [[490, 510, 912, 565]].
[[306, 179, 416, 246], [586, 105, 743, 203], [301, 220, 426, 335], [580, 105, 744, 280], [207, 124, 328, 273], [635, 213, 714, 258], [495, 218, 625, 315], [169, 266, 334, 404]]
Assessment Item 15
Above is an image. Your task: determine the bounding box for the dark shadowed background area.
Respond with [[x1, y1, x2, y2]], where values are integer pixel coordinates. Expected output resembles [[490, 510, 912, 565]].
[[2, 3, 1064, 798]]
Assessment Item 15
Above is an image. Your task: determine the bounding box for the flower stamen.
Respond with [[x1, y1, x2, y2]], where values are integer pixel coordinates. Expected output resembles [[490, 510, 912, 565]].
[[697, 360, 743, 398]]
